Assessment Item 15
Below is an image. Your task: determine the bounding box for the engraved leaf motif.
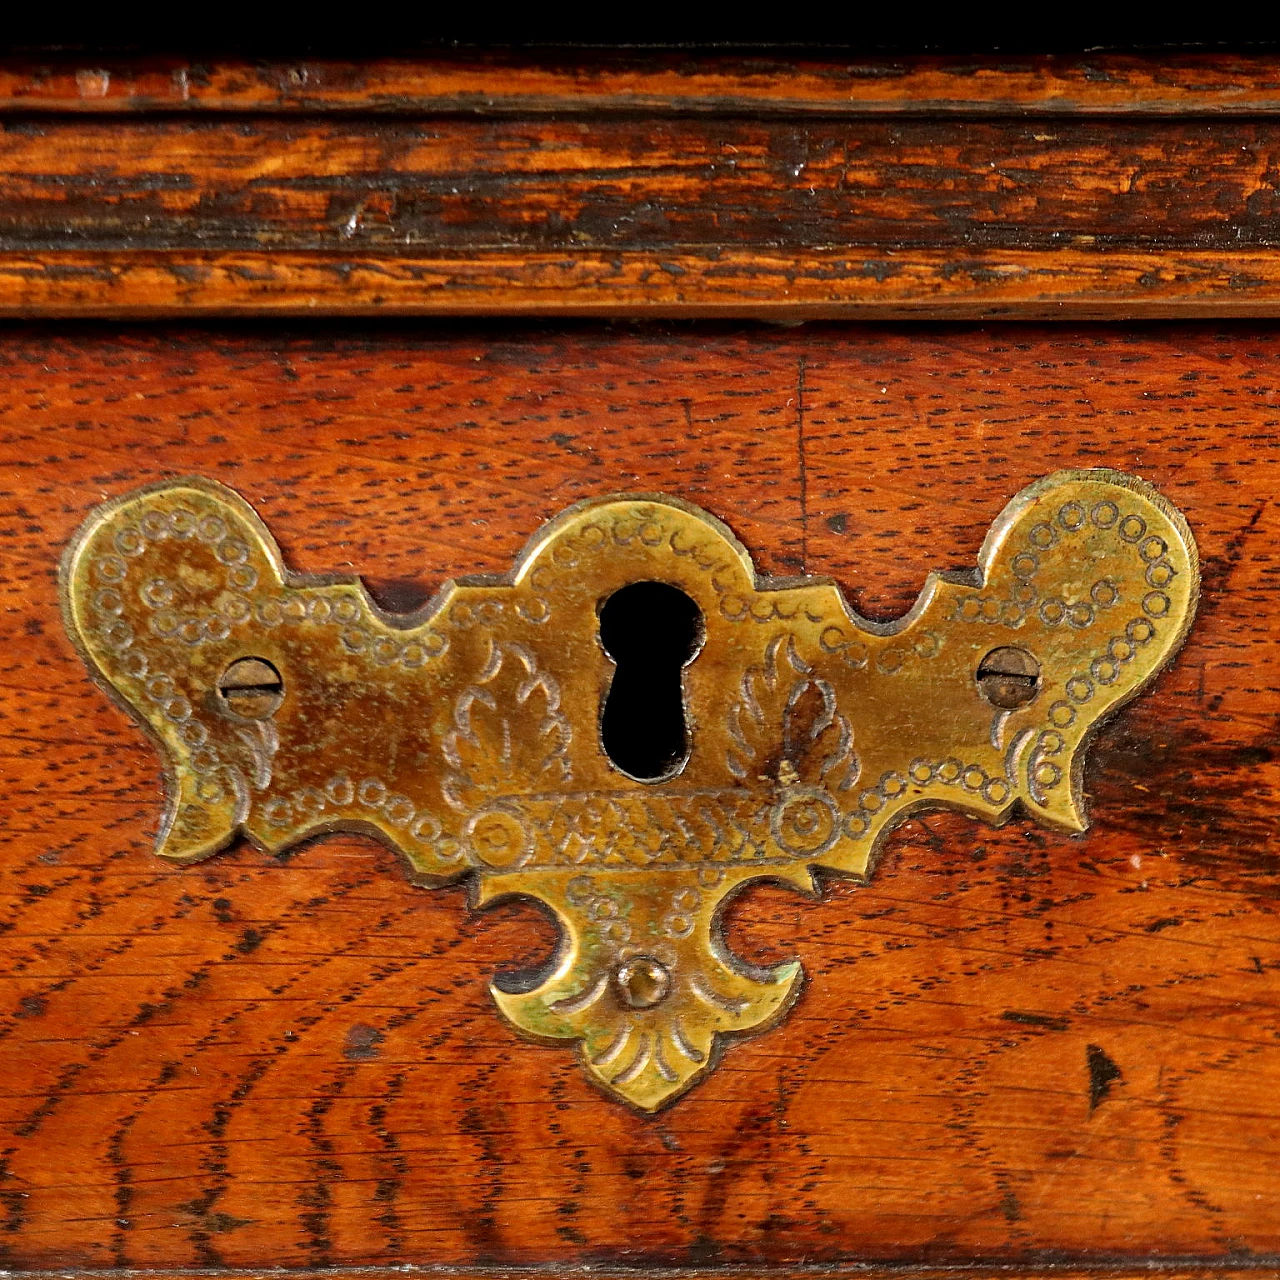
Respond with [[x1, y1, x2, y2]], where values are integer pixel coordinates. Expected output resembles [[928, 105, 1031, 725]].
[[726, 634, 858, 790], [443, 641, 571, 808]]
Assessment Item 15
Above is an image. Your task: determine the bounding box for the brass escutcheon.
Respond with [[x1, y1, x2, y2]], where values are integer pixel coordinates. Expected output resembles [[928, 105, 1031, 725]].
[[60, 470, 1199, 1111]]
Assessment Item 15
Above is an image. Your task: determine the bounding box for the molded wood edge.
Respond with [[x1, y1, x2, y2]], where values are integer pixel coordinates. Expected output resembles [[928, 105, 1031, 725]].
[[3, 54, 1280, 116], [7, 248, 1280, 318], [4, 1269, 1279, 1279]]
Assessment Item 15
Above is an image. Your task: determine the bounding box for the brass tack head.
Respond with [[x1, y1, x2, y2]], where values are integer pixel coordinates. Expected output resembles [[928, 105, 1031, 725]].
[[615, 956, 671, 1009]]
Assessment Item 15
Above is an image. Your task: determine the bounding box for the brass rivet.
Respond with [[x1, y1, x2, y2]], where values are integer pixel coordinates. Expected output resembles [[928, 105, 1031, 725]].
[[217, 656, 284, 719]]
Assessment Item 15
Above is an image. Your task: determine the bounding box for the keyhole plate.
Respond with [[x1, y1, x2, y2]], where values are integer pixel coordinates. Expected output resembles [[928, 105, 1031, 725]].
[[60, 471, 1199, 1112]]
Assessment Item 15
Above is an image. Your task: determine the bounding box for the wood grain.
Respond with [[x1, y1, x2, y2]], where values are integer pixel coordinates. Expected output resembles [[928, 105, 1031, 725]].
[[1, 323, 1278, 1270]]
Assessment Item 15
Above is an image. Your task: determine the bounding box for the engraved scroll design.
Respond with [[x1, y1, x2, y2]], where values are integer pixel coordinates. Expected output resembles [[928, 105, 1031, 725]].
[[60, 470, 1199, 1110]]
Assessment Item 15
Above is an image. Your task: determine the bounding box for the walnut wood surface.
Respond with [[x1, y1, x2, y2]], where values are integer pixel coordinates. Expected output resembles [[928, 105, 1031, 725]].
[[2, 56, 1280, 315], [1, 323, 1277, 1270]]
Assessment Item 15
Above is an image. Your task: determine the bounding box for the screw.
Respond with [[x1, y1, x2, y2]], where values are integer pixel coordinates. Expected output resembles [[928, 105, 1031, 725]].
[[976, 646, 1041, 710], [614, 956, 671, 1009], [217, 657, 284, 720]]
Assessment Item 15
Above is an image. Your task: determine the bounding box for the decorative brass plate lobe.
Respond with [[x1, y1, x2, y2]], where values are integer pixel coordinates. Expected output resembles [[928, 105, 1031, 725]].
[[60, 471, 1199, 1111]]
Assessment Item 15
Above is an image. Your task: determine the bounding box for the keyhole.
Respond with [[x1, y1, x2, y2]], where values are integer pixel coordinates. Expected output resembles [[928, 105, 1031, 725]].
[[599, 581, 702, 781]]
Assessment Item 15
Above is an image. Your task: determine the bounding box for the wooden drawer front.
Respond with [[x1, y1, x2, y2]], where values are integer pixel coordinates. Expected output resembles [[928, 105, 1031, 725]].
[[2, 322, 1275, 1270]]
